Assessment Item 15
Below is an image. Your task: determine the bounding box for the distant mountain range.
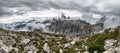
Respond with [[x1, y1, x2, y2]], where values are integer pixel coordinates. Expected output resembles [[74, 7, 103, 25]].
[[0, 14, 102, 35], [0, 13, 120, 35]]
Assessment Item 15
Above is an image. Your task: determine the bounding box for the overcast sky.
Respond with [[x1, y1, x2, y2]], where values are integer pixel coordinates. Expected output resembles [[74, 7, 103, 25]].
[[0, 0, 120, 16]]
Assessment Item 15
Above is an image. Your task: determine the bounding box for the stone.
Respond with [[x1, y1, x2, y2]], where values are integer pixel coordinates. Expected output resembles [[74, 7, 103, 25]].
[[104, 39, 117, 50], [64, 43, 71, 48], [43, 43, 50, 53]]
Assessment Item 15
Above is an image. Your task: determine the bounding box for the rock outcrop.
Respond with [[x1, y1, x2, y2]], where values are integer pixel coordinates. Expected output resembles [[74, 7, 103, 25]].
[[47, 19, 104, 35]]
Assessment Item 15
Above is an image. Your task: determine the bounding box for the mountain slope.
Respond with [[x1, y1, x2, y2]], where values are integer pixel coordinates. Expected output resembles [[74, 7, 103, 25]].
[[0, 25, 119, 53]]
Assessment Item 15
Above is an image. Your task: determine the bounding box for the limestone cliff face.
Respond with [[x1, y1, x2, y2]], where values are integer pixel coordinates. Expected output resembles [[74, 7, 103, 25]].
[[47, 19, 104, 35]]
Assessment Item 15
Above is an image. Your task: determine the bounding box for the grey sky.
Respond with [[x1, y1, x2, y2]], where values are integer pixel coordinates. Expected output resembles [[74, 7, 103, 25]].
[[0, 0, 120, 17]]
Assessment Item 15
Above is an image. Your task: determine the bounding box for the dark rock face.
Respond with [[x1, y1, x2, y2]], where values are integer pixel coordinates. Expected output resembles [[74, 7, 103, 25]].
[[47, 19, 104, 35], [14, 24, 26, 29], [92, 23, 104, 32]]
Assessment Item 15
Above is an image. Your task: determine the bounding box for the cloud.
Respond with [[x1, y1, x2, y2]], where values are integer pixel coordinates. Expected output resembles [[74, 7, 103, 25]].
[[0, 0, 120, 16], [0, 8, 12, 16], [0, 0, 120, 28]]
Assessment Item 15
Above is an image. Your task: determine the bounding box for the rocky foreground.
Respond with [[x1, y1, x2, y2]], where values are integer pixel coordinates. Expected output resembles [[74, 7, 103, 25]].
[[0, 26, 119, 53]]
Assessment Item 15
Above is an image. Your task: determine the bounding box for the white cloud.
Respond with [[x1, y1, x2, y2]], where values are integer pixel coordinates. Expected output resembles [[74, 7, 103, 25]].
[[0, 9, 83, 24]]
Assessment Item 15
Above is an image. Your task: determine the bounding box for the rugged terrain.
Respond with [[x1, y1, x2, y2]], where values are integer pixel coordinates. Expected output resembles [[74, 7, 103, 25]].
[[0, 24, 119, 53], [0, 0, 120, 53]]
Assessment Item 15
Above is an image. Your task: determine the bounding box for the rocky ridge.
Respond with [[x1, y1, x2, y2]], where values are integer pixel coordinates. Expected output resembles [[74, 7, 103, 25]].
[[0, 25, 119, 53]]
